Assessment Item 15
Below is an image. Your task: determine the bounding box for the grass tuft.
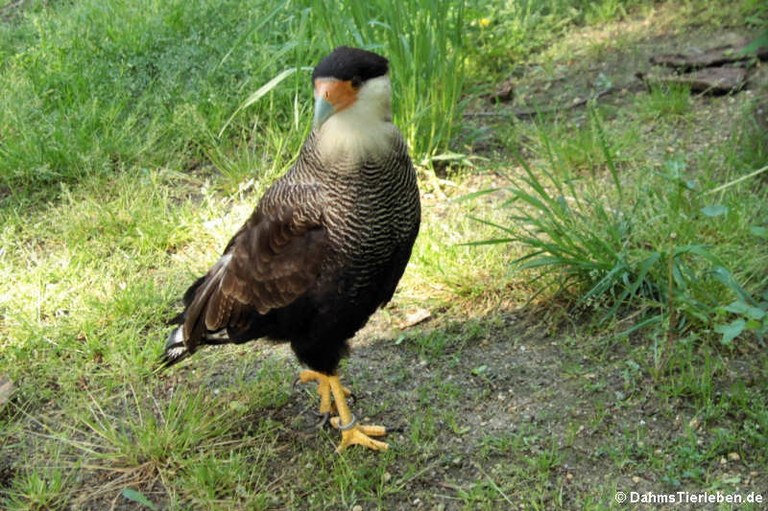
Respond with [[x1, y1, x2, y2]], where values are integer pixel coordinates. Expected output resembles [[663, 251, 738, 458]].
[[636, 83, 693, 120], [476, 106, 768, 346]]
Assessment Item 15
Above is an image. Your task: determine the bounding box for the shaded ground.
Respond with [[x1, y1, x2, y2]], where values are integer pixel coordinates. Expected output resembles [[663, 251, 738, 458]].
[[471, 24, 768, 161], [153, 299, 765, 510], [515, 31, 763, 104]]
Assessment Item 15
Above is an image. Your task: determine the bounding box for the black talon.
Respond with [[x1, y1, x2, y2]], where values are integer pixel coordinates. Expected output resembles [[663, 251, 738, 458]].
[[313, 411, 331, 429]]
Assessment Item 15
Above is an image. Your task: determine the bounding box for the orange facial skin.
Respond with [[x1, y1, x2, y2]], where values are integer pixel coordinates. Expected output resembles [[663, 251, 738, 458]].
[[314, 78, 358, 114]]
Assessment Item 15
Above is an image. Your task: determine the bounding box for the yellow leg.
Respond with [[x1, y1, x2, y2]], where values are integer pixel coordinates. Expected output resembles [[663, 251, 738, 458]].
[[327, 375, 388, 452], [298, 370, 333, 415], [298, 369, 352, 416]]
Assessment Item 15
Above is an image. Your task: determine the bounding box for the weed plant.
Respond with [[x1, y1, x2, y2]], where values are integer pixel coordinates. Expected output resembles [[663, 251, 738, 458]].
[[475, 106, 768, 346]]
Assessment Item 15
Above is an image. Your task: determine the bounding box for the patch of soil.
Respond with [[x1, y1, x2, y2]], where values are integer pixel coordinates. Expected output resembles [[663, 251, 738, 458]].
[[469, 27, 767, 142], [193, 301, 767, 510]]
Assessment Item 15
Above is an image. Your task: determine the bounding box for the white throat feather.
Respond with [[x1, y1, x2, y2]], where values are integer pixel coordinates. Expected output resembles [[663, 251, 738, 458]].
[[315, 75, 396, 164]]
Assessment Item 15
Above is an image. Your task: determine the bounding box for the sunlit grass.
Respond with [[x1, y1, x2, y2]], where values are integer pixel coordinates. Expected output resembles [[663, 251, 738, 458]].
[[0, 0, 470, 199], [401, 175, 517, 312], [3, 459, 72, 511]]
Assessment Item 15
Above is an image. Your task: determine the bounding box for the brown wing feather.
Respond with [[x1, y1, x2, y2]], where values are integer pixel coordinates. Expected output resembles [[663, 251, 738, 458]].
[[222, 203, 328, 315], [182, 185, 328, 351]]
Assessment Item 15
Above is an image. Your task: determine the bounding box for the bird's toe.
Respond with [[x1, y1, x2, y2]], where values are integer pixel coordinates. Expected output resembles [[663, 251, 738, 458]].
[[330, 416, 388, 452]]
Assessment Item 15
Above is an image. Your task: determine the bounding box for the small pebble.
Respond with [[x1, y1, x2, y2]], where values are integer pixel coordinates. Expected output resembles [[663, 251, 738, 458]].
[[727, 452, 741, 462]]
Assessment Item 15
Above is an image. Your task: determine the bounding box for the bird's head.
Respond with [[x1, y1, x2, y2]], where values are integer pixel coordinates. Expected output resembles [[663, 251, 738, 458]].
[[311, 46, 391, 130]]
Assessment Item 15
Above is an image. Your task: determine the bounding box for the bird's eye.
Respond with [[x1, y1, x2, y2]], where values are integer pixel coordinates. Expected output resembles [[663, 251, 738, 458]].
[[351, 76, 362, 89]]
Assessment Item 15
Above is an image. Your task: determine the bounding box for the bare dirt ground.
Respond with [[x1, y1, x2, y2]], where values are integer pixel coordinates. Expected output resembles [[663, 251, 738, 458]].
[[169, 300, 764, 509]]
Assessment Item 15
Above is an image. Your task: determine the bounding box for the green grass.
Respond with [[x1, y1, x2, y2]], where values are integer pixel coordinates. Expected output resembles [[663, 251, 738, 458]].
[[636, 83, 693, 120], [0, 0, 470, 199], [478, 101, 768, 349], [2, 0, 768, 509]]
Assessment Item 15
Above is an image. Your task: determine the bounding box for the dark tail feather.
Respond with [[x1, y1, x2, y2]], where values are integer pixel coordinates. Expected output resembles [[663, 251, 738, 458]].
[[156, 327, 191, 372], [181, 255, 233, 353], [156, 325, 234, 373], [158, 256, 235, 373], [164, 275, 208, 327]]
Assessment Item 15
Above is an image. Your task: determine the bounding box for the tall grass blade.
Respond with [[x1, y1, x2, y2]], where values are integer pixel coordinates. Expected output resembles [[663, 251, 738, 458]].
[[219, 67, 305, 138]]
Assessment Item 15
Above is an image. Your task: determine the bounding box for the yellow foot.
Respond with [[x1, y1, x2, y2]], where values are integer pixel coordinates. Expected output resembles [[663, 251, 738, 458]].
[[297, 369, 351, 416], [330, 416, 388, 452], [327, 375, 388, 452]]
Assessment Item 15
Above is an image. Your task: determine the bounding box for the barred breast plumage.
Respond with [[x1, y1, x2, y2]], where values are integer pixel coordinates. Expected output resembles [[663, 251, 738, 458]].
[[259, 127, 420, 326]]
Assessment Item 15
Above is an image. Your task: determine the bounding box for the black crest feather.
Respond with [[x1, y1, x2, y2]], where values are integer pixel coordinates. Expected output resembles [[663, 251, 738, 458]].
[[312, 46, 389, 83]]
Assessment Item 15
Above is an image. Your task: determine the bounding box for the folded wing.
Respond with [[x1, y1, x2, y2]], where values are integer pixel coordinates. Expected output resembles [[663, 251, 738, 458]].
[[181, 184, 329, 353]]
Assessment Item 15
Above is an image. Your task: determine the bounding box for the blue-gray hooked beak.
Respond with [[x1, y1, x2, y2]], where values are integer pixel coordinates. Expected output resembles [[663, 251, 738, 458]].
[[313, 96, 334, 128]]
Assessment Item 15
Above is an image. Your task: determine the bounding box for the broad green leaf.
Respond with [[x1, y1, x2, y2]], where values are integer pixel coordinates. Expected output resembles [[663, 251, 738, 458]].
[[738, 29, 768, 56], [121, 489, 159, 511], [700, 204, 728, 217], [711, 267, 753, 303], [749, 225, 768, 239], [724, 301, 766, 320], [715, 319, 746, 345]]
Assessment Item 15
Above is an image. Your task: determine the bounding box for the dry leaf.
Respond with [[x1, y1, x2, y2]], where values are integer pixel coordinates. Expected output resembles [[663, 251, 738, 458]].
[[400, 308, 432, 329]]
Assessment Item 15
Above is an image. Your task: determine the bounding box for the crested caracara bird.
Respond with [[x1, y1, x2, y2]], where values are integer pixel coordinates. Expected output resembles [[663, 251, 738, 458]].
[[161, 46, 420, 452]]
